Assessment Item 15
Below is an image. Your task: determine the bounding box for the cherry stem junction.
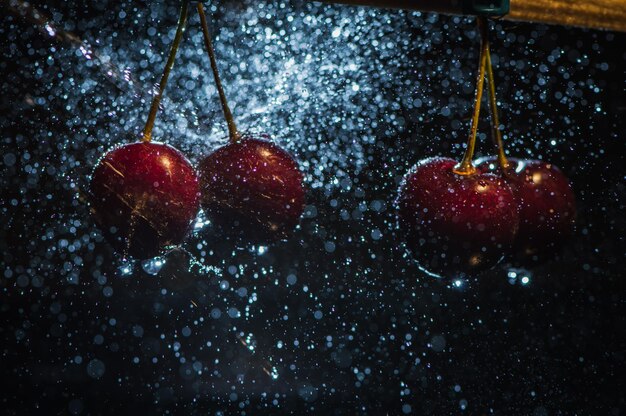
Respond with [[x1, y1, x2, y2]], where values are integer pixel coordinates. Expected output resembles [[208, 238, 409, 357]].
[[454, 17, 489, 176], [142, 0, 189, 142], [485, 44, 510, 169], [197, 2, 240, 143]]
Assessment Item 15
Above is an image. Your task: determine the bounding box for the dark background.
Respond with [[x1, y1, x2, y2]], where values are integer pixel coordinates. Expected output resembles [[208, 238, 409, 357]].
[[1, 0, 625, 414]]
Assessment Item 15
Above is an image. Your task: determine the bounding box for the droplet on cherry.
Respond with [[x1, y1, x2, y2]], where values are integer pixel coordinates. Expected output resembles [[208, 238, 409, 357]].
[[90, 142, 200, 259], [198, 135, 305, 243], [396, 157, 519, 277], [477, 157, 576, 261]]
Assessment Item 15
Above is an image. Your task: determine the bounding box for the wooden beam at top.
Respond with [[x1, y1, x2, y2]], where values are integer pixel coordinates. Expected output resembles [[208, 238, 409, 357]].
[[507, 0, 626, 32], [314, 0, 626, 32]]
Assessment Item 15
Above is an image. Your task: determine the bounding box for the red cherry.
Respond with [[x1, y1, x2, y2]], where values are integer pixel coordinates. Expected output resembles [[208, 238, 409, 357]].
[[396, 157, 519, 277], [198, 136, 305, 242], [476, 157, 576, 260], [195, 6, 304, 243], [90, 142, 200, 259]]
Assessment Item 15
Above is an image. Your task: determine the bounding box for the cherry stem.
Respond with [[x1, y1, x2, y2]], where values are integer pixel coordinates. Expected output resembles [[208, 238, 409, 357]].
[[142, 0, 189, 143], [485, 45, 510, 169], [197, 2, 240, 143], [453, 17, 489, 176]]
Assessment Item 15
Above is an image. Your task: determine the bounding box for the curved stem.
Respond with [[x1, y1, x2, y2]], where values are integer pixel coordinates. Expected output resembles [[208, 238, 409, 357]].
[[453, 17, 489, 176], [197, 2, 240, 143], [485, 46, 510, 169], [142, 0, 189, 142]]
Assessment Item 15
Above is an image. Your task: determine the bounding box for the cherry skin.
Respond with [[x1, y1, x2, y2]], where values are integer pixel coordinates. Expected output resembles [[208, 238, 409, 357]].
[[90, 142, 200, 259], [198, 135, 305, 243], [396, 157, 519, 277], [476, 157, 576, 261]]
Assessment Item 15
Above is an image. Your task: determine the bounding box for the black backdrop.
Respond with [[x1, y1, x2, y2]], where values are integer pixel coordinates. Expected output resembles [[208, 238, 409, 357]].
[[1, 0, 625, 414]]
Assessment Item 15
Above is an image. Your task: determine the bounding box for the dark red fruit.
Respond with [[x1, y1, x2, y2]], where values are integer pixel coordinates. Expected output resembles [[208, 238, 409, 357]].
[[198, 136, 305, 242], [477, 157, 576, 260], [396, 157, 519, 277], [90, 142, 200, 259]]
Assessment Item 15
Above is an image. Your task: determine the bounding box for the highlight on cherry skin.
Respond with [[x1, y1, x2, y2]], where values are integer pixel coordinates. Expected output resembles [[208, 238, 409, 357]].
[[198, 135, 306, 244], [476, 156, 576, 261], [89, 141, 200, 259], [396, 157, 520, 278]]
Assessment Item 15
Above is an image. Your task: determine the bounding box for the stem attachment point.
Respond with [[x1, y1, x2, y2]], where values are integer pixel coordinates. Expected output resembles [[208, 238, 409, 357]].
[[454, 17, 489, 176]]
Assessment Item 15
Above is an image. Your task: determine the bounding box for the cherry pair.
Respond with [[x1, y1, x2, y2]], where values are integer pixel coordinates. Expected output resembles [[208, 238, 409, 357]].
[[397, 18, 575, 278], [89, 2, 304, 259]]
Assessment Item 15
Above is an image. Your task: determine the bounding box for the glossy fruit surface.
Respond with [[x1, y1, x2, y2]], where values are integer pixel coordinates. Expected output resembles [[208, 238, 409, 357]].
[[90, 142, 200, 259], [477, 157, 576, 260], [397, 157, 519, 277], [198, 136, 305, 242]]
